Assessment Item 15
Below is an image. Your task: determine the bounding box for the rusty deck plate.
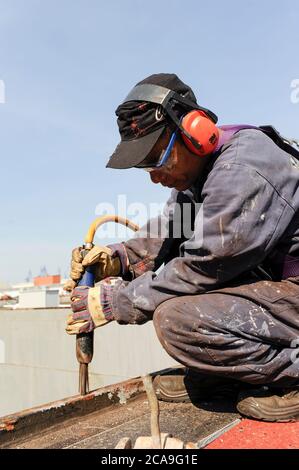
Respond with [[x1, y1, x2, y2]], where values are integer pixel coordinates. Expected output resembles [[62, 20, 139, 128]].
[[0, 375, 239, 449]]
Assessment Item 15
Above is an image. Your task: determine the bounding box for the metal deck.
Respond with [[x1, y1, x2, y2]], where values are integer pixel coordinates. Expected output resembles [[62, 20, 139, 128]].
[[0, 375, 239, 449]]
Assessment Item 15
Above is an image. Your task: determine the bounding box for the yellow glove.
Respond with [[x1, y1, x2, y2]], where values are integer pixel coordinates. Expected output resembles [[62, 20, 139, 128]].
[[82, 246, 121, 278], [64, 245, 121, 291]]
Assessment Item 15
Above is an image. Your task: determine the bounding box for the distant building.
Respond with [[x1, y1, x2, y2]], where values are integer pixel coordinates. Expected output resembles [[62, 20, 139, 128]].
[[0, 275, 70, 309], [18, 287, 60, 309], [34, 275, 61, 287]]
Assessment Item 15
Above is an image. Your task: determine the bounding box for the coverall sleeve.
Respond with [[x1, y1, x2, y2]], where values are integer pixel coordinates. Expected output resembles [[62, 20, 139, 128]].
[[110, 162, 294, 325], [112, 189, 192, 279]]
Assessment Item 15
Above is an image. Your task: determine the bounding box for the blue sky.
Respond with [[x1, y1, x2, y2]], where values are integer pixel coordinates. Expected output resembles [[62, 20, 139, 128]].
[[0, 0, 298, 283]]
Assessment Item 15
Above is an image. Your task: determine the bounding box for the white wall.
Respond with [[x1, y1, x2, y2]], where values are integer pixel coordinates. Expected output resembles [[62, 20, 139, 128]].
[[0, 308, 177, 417]]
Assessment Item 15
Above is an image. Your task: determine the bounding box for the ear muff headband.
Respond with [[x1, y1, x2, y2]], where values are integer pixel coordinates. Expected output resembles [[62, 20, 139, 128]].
[[123, 84, 219, 155], [123, 84, 218, 124]]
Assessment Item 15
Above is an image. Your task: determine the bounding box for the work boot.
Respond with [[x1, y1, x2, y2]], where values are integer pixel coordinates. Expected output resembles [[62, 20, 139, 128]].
[[237, 387, 299, 422], [153, 368, 243, 403]]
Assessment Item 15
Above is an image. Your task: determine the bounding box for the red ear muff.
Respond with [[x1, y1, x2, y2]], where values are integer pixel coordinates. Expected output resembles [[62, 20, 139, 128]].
[[181, 110, 219, 156]]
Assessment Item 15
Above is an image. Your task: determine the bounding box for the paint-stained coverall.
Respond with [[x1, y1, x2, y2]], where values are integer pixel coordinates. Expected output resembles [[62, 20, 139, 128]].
[[110, 128, 299, 387]]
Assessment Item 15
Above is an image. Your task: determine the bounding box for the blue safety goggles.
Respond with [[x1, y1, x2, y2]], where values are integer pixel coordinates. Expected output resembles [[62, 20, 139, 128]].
[[135, 130, 178, 172]]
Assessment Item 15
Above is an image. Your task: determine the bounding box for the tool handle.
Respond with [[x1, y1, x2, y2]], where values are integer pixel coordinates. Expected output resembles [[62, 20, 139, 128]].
[[76, 255, 95, 366], [78, 265, 95, 288]]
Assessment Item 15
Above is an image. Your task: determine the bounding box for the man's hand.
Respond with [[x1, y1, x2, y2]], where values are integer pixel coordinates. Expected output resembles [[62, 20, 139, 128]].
[[64, 245, 121, 291], [66, 280, 116, 335]]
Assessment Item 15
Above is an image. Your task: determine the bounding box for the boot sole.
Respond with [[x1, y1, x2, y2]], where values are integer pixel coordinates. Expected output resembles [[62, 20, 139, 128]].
[[237, 400, 299, 422], [155, 391, 191, 403], [155, 385, 242, 403]]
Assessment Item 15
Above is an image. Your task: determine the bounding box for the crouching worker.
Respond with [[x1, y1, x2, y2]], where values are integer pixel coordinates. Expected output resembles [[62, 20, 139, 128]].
[[65, 73, 299, 422]]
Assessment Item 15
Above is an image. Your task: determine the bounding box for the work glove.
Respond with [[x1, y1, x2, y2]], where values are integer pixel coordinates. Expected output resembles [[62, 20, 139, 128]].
[[66, 278, 117, 335], [64, 245, 121, 292]]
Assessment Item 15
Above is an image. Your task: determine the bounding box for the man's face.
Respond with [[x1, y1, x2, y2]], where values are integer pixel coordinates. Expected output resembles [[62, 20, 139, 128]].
[[147, 131, 208, 192]]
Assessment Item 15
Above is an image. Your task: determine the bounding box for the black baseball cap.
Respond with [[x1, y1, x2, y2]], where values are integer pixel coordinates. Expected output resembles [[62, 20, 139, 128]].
[[106, 73, 198, 169]]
